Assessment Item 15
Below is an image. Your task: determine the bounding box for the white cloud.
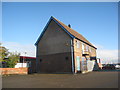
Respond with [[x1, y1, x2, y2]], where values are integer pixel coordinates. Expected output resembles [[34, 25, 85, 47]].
[[97, 49, 118, 64], [94, 43, 118, 64], [2, 42, 36, 57]]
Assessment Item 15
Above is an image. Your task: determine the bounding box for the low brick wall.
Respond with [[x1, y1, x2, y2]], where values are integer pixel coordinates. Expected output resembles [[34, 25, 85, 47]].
[[0, 68, 28, 75]]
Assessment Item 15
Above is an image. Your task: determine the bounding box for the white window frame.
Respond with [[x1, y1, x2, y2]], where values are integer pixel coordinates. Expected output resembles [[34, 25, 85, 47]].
[[76, 56, 80, 71], [86, 45, 89, 51], [89, 47, 91, 52], [76, 40, 80, 48], [82, 43, 84, 51]]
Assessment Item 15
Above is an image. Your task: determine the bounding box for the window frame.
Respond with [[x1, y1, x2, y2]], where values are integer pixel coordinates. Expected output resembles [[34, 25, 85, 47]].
[[82, 43, 84, 51], [76, 40, 80, 48], [86, 45, 89, 51]]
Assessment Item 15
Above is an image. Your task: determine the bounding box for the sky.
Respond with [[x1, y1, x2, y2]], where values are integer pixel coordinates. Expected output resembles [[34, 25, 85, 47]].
[[2, 2, 118, 63]]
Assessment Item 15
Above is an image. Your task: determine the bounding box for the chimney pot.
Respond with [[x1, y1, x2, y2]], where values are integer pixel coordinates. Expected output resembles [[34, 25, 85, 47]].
[[68, 24, 71, 28]]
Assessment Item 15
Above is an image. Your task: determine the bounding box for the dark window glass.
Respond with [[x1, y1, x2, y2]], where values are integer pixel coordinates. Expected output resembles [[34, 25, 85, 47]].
[[40, 59, 42, 62], [65, 57, 68, 60]]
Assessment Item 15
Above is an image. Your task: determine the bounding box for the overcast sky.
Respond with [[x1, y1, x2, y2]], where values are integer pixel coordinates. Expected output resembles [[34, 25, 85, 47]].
[[2, 2, 118, 64]]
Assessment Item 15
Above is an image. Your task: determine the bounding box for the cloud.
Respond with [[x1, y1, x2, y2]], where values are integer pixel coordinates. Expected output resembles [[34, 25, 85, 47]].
[[94, 43, 118, 64], [2, 42, 36, 57], [97, 49, 118, 63], [2, 42, 119, 64]]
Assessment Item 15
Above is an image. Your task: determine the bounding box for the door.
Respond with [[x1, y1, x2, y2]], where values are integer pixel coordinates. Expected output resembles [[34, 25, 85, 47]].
[[82, 57, 87, 71], [76, 56, 80, 71]]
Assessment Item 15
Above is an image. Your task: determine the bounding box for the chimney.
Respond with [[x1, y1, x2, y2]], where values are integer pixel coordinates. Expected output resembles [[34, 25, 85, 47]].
[[68, 24, 71, 28]]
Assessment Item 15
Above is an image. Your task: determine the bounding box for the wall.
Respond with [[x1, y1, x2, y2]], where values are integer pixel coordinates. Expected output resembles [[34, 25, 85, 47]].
[[37, 20, 71, 55], [15, 63, 28, 68], [37, 53, 72, 73], [19, 57, 36, 73], [36, 20, 72, 73], [28, 60, 36, 73], [90, 47, 96, 58], [73, 38, 97, 73], [0, 68, 28, 75], [73, 38, 83, 73]]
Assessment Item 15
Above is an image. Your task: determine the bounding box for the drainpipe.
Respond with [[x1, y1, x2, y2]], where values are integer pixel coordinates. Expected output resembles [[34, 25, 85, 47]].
[[36, 46, 38, 73], [71, 39, 74, 73], [36, 57, 38, 73]]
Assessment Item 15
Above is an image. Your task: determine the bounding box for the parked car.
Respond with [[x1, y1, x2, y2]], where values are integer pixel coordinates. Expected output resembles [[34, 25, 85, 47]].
[[115, 65, 120, 69], [102, 64, 116, 70]]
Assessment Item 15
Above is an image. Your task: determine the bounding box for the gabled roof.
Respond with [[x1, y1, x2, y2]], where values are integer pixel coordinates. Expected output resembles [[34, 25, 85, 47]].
[[35, 16, 97, 49]]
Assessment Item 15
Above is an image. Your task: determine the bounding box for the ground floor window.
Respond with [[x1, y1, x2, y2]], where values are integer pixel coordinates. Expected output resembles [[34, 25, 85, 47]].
[[76, 56, 80, 71]]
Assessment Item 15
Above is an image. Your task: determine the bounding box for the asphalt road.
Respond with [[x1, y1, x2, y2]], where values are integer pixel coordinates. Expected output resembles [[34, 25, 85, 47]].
[[2, 71, 119, 88]]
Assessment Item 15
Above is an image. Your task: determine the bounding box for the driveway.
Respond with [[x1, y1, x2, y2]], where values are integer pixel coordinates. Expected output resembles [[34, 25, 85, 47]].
[[2, 71, 119, 88]]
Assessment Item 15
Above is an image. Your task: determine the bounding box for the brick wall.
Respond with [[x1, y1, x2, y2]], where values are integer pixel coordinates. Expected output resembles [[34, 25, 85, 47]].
[[0, 68, 28, 75]]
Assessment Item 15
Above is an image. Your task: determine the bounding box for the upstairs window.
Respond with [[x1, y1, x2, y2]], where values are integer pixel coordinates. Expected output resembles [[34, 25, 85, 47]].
[[82, 43, 84, 51], [76, 40, 80, 48], [86, 45, 89, 51], [89, 47, 91, 52]]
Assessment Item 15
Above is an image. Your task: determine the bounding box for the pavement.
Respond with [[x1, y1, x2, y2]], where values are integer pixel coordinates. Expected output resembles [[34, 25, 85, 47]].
[[2, 71, 119, 88]]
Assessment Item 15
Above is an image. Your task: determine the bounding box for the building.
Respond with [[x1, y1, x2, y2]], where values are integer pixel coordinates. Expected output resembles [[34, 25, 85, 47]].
[[1, 56, 36, 73], [19, 56, 36, 73], [35, 16, 97, 73]]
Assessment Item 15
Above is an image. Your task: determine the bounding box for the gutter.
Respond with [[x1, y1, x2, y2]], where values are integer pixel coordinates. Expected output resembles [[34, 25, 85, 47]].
[[71, 39, 75, 73]]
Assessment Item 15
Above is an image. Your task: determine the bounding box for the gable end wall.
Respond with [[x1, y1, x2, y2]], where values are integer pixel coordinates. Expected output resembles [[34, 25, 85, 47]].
[[36, 20, 73, 73]]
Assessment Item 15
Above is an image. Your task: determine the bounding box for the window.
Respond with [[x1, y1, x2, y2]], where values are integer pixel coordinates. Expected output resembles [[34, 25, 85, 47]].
[[40, 59, 42, 62], [76, 56, 80, 71], [89, 47, 91, 52], [81, 57, 87, 71], [76, 40, 80, 48], [65, 57, 68, 60], [82, 43, 84, 51], [86, 45, 89, 51]]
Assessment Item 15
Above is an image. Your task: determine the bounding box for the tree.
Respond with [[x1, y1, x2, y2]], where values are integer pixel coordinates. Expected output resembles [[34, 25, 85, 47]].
[[6, 52, 20, 68], [0, 43, 9, 62], [0, 43, 20, 68]]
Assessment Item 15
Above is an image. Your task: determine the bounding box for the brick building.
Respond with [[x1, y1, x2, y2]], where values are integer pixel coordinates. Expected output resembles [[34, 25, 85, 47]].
[[35, 16, 97, 73]]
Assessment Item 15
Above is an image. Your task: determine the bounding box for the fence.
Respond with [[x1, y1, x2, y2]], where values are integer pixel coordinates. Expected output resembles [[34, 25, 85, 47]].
[[0, 68, 28, 75], [80, 60, 95, 72]]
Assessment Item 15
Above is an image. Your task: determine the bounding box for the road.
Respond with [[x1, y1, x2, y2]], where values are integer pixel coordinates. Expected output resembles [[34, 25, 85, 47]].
[[2, 71, 119, 88]]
